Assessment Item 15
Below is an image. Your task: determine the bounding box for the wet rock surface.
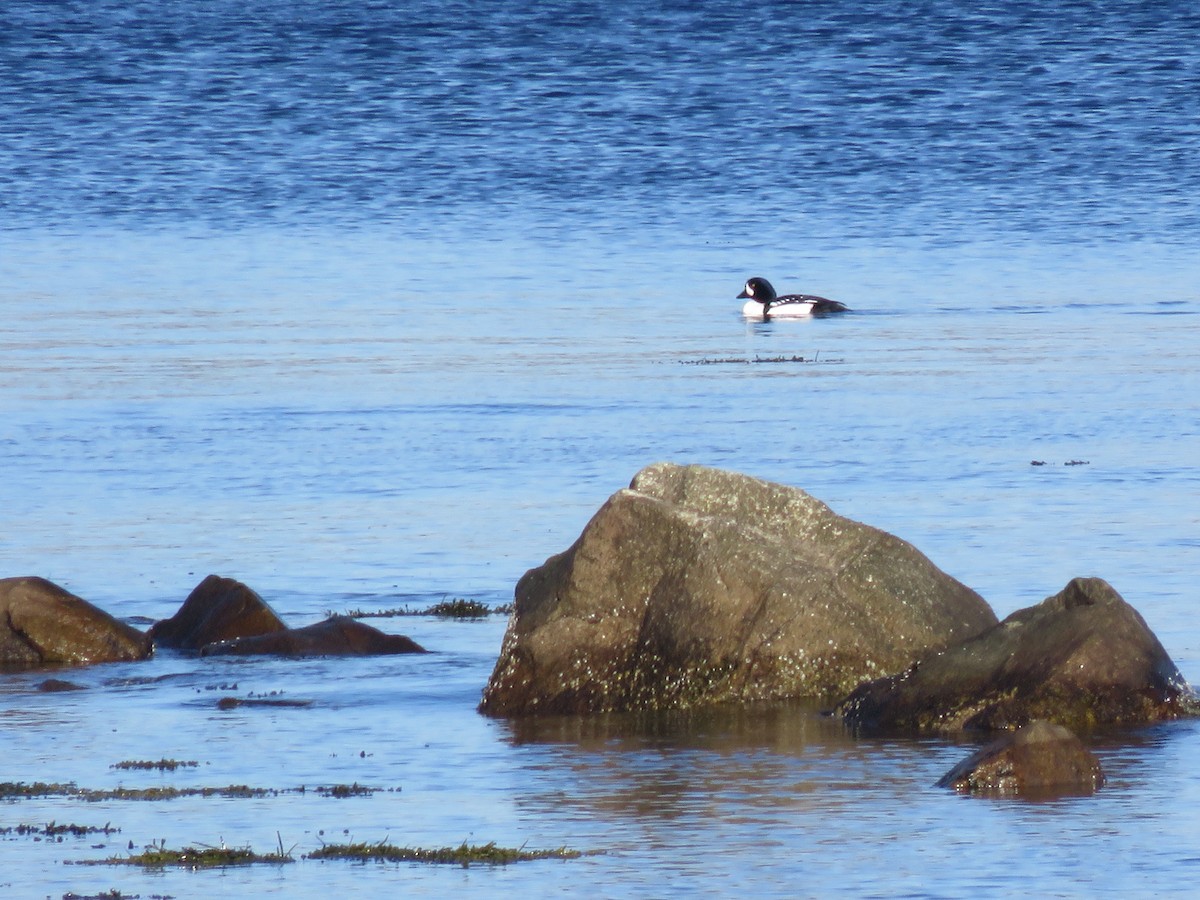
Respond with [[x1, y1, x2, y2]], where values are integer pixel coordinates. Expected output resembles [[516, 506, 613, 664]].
[[838, 577, 1194, 732], [149, 574, 288, 650], [937, 720, 1106, 797], [200, 615, 426, 657], [480, 463, 997, 716], [0, 576, 152, 668]]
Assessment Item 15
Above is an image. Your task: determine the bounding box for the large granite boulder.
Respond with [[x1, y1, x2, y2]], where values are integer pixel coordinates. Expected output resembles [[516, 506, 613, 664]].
[[479, 463, 997, 716], [149, 574, 287, 651], [0, 576, 152, 667], [200, 615, 425, 657], [936, 720, 1105, 797], [838, 577, 1194, 732]]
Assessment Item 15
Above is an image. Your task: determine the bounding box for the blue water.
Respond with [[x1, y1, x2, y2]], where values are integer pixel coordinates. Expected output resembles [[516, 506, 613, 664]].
[[3, 1, 1200, 896]]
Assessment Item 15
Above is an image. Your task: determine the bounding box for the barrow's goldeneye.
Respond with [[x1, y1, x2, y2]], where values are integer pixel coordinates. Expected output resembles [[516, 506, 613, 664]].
[[738, 276, 849, 318]]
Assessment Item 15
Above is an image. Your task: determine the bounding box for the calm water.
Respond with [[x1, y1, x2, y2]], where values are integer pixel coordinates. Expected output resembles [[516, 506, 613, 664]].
[[2, 1, 1199, 896]]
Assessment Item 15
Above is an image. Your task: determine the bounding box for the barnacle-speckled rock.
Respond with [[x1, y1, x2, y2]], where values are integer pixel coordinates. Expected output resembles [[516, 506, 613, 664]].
[[480, 463, 996, 716], [838, 577, 1194, 732]]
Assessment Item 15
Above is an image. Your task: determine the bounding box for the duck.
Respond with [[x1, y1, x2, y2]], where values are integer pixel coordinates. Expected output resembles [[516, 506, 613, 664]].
[[738, 276, 849, 318]]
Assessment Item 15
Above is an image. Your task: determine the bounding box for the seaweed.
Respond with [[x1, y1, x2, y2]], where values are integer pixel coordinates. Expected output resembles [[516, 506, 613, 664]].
[[0, 821, 120, 838], [679, 353, 845, 366], [306, 839, 583, 866], [425, 599, 492, 619], [112, 759, 199, 771], [73, 835, 580, 870], [79, 837, 294, 869], [316, 783, 378, 798], [0, 781, 81, 799], [336, 597, 506, 619], [0, 781, 382, 802]]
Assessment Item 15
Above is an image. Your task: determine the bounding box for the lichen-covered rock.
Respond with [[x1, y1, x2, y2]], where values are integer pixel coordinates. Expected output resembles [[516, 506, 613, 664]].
[[839, 577, 1194, 732], [937, 720, 1105, 796], [200, 615, 425, 657], [479, 462, 996, 716], [0, 576, 152, 668], [149, 574, 287, 651]]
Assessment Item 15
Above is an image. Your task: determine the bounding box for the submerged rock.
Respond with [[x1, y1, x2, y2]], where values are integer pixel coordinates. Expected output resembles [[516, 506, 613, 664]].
[[838, 577, 1194, 732], [0, 576, 152, 668], [200, 615, 426, 657], [149, 574, 287, 651], [937, 720, 1105, 797], [480, 462, 996, 716], [38, 678, 87, 692]]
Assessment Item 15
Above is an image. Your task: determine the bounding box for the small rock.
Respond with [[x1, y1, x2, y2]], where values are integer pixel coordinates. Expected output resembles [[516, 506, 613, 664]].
[[839, 577, 1195, 732], [38, 678, 86, 692], [936, 720, 1105, 796], [200, 615, 426, 657], [149, 574, 288, 650]]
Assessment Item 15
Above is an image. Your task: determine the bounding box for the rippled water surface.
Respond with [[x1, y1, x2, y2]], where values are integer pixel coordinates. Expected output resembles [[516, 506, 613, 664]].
[[3, 1, 1200, 896]]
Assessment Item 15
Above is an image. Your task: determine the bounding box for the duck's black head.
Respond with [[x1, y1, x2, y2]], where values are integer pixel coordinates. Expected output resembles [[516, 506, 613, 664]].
[[737, 277, 777, 303]]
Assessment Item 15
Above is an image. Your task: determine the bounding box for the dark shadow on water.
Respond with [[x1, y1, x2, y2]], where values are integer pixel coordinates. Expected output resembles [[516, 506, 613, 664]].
[[493, 704, 1200, 820], [495, 699, 855, 753], [492, 701, 963, 827]]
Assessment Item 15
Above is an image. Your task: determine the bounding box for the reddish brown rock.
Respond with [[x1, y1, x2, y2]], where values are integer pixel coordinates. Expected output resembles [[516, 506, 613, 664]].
[[0, 576, 152, 668], [838, 577, 1194, 732], [480, 463, 996, 716], [199, 615, 425, 657], [937, 720, 1105, 797], [149, 574, 287, 651]]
